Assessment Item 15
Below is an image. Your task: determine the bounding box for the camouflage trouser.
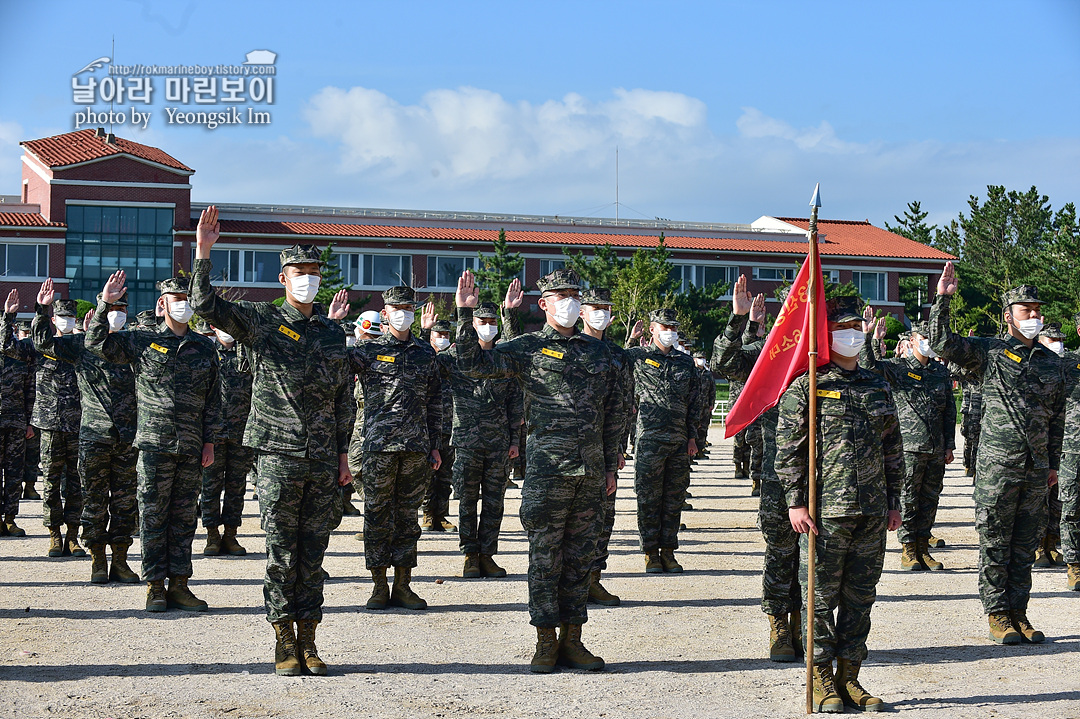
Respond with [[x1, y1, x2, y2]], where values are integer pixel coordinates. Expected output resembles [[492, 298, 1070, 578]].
[[453, 447, 509, 556], [759, 477, 801, 615], [974, 460, 1047, 614], [78, 437, 138, 547], [897, 451, 946, 544], [423, 437, 454, 518], [799, 515, 887, 664], [594, 474, 618, 572], [633, 436, 690, 552], [733, 428, 749, 473], [137, 450, 202, 582], [201, 438, 254, 528], [0, 427, 25, 516], [362, 451, 430, 570], [1059, 452, 1080, 564], [514, 423, 526, 479], [961, 415, 980, 472], [257, 452, 341, 623], [746, 420, 764, 485], [346, 425, 364, 503], [40, 429, 81, 528], [520, 473, 603, 628], [1043, 483, 1062, 540], [24, 429, 39, 485]]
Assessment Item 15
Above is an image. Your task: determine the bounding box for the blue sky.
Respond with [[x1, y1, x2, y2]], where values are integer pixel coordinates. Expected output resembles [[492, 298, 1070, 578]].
[[1, 0, 1077, 230]]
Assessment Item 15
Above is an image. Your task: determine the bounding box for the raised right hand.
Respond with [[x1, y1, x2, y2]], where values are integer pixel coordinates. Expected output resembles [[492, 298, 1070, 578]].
[[456, 270, 478, 309], [4, 289, 19, 315], [731, 274, 751, 315], [195, 205, 220, 259], [749, 293, 766, 323], [102, 270, 127, 304], [37, 279, 55, 306], [937, 261, 958, 296], [503, 278, 523, 310]]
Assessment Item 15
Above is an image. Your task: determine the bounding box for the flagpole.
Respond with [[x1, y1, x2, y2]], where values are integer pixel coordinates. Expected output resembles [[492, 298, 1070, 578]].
[[805, 184, 821, 714]]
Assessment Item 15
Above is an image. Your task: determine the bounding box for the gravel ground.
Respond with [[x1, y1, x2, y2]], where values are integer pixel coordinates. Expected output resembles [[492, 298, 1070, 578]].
[[1, 429, 1079, 719]]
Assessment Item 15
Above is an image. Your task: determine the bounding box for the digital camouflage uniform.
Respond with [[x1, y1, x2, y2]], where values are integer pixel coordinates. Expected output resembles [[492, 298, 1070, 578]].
[[1059, 313, 1080, 569], [456, 269, 622, 629], [774, 297, 905, 665], [625, 309, 702, 555], [191, 250, 353, 624], [1, 301, 82, 530], [32, 297, 138, 550], [929, 287, 1065, 616], [349, 286, 441, 571], [201, 340, 254, 529], [0, 346, 34, 525], [859, 324, 955, 546], [86, 281, 223, 584], [425, 319, 456, 526]]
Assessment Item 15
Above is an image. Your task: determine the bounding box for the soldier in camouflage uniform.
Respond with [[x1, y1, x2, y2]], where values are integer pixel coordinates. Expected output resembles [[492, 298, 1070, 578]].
[[775, 295, 904, 712], [1033, 322, 1067, 568], [88, 273, 223, 615], [861, 315, 956, 572], [930, 264, 1065, 645], [345, 311, 385, 543], [193, 206, 354, 676], [1, 292, 83, 558], [199, 319, 255, 557], [712, 280, 803, 663], [1059, 312, 1080, 591], [624, 308, 702, 574], [959, 358, 983, 479], [455, 268, 622, 674], [0, 307, 35, 538], [346, 285, 441, 612], [135, 309, 161, 330], [692, 351, 714, 455], [730, 380, 750, 478], [429, 301, 522, 579], [27, 280, 139, 584], [423, 318, 456, 533], [15, 320, 41, 502]]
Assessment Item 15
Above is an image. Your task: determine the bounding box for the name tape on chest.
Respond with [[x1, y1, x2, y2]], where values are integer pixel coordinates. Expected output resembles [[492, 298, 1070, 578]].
[[907, 372, 922, 381], [277, 325, 300, 342], [817, 389, 841, 399], [42, 354, 59, 361], [149, 343, 169, 354], [1003, 349, 1022, 363], [376, 354, 396, 363], [540, 347, 564, 360], [645, 358, 661, 368]]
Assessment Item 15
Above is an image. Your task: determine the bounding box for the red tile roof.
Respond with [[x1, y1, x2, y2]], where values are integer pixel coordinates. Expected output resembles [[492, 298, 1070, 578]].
[[20, 130, 194, 173], [196, 218, 955, 261], [0, 213, 65, 228]]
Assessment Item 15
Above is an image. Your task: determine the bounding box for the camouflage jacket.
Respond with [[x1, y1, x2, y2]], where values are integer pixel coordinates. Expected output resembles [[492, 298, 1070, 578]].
[[216, 343, 253, 444], [929, 295, 1066, 472], [1061, 350, 1080, 456], [1, 310, 81, 433], [698, 367, 715, 433], [711, 313, 778, 472], [86, 304, 223, 457], [0, 352, 35, 431], [859, 338, 956, 455], [191, 258, 354, 462], [604, 337, 635, 452], [435, 345, 523, 451], [348, 331, 442, 454], [775, 362, 905, 517], [457, 307, 622, 478], [624, 343, 703, 443], [437, 350, 455, 440], [30, 308, 136, 445]]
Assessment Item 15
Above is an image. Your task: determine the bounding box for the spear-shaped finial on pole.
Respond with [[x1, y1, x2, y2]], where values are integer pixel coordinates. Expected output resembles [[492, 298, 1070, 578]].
[[804, 182, 821, 715]]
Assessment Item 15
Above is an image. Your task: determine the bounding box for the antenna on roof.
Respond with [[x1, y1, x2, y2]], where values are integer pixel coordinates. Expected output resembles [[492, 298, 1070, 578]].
[[615, 146, 619, 226], [109, 36, 115, 135]]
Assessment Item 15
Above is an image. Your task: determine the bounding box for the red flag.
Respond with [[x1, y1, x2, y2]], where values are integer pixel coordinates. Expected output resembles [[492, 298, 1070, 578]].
[[723, 252, 829, 437]]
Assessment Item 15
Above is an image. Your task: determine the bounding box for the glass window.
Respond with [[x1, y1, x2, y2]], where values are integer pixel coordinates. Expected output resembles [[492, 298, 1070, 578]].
[[101, 206, 120, 234], [670, 265, 739, 294], [852, 271, 887, 301], [427, 256, 475, 288], [538, 259, 566, 277], [157, 208, 174, 235], [0, 244, 48, 277], [753, 267, 797, 282], [363, 255, 411, 287], [246, 251, 280, 283], [823, 269, 840, 284]]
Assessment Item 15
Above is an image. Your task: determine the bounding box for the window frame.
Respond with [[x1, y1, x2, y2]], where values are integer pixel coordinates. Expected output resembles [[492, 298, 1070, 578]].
[[851, 270, 888, 302], [752, 266, 797, 282], [426, 254, 477, 289], [0, 243, 50, 279]]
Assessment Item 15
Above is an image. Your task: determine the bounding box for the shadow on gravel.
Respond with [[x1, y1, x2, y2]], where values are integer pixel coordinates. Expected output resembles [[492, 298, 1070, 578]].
[[891, 690, 1080, 708], [874, 636, 1080, 665]]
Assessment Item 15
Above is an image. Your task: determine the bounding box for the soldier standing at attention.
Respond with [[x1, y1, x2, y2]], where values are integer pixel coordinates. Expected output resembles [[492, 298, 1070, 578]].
[[624, 308, 702, 574], [25, 280, 139, 584], [192, 207, 354, 676], [1058, 312, 1080, 591], [929, 262, 1065, 645], [344, 285, 442, 612], [422, 318, 456, 533], [455, 268, 622, 674], [692, 351, 714, 459], [861, 313, 956, 572], [1033, 322, 1067, 568], [1, 292, 83, 558], [17, 320, 40, 502], [200, 319, 255, 557], [776, 295, 904, 712], [0, 313, 35, 537], [87, 272, 222, 614], [346, 310, 385, 543]]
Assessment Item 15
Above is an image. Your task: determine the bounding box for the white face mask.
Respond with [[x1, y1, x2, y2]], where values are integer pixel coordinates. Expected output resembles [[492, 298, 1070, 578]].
[[584, 309, 612, 332], [214, 328, 235, 345], [915, 338, 936, 359], [656, 329, 678, 348], [54, 316, 76, 334], [694, 358, 706, 368], [288, 274, 321, 304], [166, 299, 194, 324], [1013, 317, 1043, 339], [1045, 340, 1064, 356], [548, 296, 581, 329], [432, 336, 450, 351], [106, 311, 126, 332], [346, 335, 356, 347], [830, 328, 865, 358], [386, 309, 414, 331], [476, 324, 499, 342]]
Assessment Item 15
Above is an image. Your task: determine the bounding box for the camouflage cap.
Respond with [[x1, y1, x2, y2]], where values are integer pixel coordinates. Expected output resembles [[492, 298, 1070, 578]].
[[1001, 285, 1044, 309], [692, 350, 705, 359], [136, 309, 159, 327], [826, 296, 862, 323], [157, 277, 190, 295], [382, 285, 416, 306], [649, 308, 680, 327], [1039, 321, 1065, 340], [431, 319, 452, 333], [536, 268, 581, 294], [474, 301, 499, 319], [193, 319, 213, 334], [15, 320, 31, 333], [53, 299, 77, 317], [909, 321, 928, 338], [581, 287, 612, 306], [96, 289, 128, 307], [280, 244, 324, 268]]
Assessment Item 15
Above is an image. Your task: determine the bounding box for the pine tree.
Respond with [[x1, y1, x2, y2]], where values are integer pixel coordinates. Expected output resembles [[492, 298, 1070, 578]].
[[474, 229, 525, 303], [611, 234, 675, 341], [562, 243, 624, 290]]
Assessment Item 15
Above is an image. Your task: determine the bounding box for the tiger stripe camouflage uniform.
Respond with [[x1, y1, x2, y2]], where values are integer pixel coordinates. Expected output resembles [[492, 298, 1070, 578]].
[[86, 281, 224, 587], [1034, 322, 1067, 566], [0, 342, 34, 533], [960, 377, 983, 477], [693, 353, 714, 451], [774, 297, 904, 669], [191, 249, 353, 626], [1059, 313, 1080, 583], [596, 331, 632, 579], [425, 319, 456, 529], [929, 286, 1065, 626], [201, 339, 254, 533]]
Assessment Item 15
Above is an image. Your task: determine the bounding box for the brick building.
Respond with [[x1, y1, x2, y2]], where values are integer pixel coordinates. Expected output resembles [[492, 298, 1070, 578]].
[[3, 128, 955, 325]]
